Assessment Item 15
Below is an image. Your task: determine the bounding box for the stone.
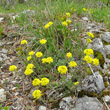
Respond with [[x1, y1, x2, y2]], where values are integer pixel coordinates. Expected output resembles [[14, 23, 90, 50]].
[[0, 17, 4, 22], [88, 38, 106, 59], [38, 106, 47, 110], [58, 96, 76, 110], [80, 71, 105, 94], [0, 88, 6, 102], [103, 95, 110, 104], [104, 45, 110, 55], [76, 96, 103, 110], [100, 32, 110, 43], [82, 17, 89, 21], [1, 49, 8, 54]]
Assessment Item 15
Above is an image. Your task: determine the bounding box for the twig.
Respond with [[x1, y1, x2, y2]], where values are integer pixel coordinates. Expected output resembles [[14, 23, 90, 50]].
[[88, 63, 96, 78], [103, 98, 110, 110]]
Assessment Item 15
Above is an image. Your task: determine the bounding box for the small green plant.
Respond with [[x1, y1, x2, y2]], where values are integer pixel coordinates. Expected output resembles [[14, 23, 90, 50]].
[[0, 104, 10, 110]]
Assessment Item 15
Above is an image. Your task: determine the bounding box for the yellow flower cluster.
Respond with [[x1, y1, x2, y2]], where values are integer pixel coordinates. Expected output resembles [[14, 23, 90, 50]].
[[87, 32, 94, 38], [32, 78, 41, 86], [62, 21, 68, 26], [69, 61, 77, 68], [9, 65, 17, 72], [74, 81, 79, 85], [58, 65, 68, 74], [41, 78, 49, 86], [66, 19, 72, 24], [40, 39, 47, 44], [84, 49, 94, 56], [36, 52, 43, 58], [83, 8, 88, 11], [83, 55, 93, 63], [24, 64, 35, 75], [42, 57, 53, 64], [27, 51, 35, 61], [86, 38, 92, 44], [32, 77, 49, 100], [27, 56, 32, 61], [20, 40, 28, 45], [66, 52, 72, 59], [92, 58, 99, 66], [83, 49, 99, 66], [32, 77, 49, 86], [29, 51, 35, 56], [44, 21, 53, 29], [66, 12, 70, 18], [32, 90, 42, 99], [24, 69, 33, 75]]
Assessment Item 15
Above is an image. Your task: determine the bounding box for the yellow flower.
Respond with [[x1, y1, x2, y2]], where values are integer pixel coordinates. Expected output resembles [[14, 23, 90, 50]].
[[83, 8, 88, 11], [58, 65, 68, 74], [42, 58, 47, 63], [44, 21, 53, 29], [20, 40, 28, 45], [44, 24, 50, 29], [24, 69, 33, 75], [41, 78, 49, 86], [87, 32, 94, 38], [84, 49, 94, 56], [83, 55, 93, 63], [32, 90, 42, 99], [86, 38, 92, 44], [48, 21, 53, 26], [74, 81, 79, 85], [46, 57, 53, 64], [40, 39, 47, 44], [62, 21, 68, 26], [66, 20, 72, 24], [36, 52, 43, 58], [66, 52, 72, 59], [27, 56, 32, 61], [29, 51, 35, 56], [69, 61, 77, 68], [26, 64, 35, 69], [92, 58, 99, 66], [32, 78, 41, 86], [9, 65, 17, 71], [66, 12, 70, 18]]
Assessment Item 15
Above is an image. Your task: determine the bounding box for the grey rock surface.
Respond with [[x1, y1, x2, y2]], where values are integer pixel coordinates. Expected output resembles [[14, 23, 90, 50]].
[[76, 96, 103, 110], [0, 88, 6, 102], [104, 45, 110, 55], [100, 32, 110, 43], [103, 95, 110, 104], [38, 106, 47, 110], [82, 17, 89, 21], [58, 96, 76, 110], [81, 71, 105, 94]]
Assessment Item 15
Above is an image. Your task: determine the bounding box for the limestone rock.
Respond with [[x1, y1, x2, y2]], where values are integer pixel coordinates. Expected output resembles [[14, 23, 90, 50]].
[[0, 88, 6, 102], [0, 17, 4, 22], [103, 95, 110, 104], [82, 17, 89, 21], [88, 38, 106, 58], [58, 96, 76, 110], [104, 45, 110, 55], [100, 32, 110, 43], [76, 96, 103, 110], [80, 71, 105, 94], [38, 106, 47, 110]]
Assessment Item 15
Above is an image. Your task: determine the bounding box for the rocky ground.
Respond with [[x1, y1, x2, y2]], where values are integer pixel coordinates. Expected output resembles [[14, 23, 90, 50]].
[[0, 9, 110, 110]]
